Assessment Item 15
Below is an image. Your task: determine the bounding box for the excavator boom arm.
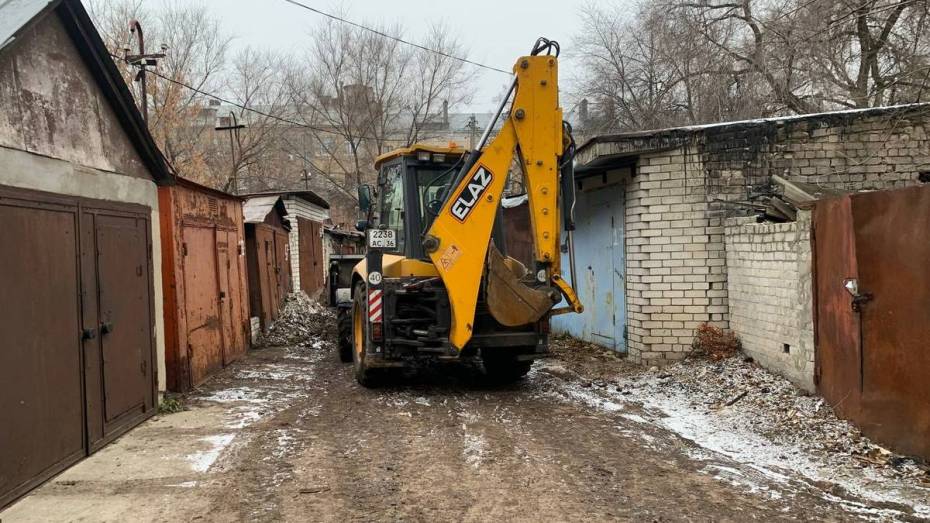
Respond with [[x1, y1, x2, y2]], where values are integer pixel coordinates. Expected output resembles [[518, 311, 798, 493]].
[[424, 53, 582, 350]]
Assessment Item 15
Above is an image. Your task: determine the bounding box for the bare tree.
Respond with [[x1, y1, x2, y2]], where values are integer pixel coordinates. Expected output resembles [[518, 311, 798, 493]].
[[206, 47, 293, 193], [284, 15, 473, 207], [403, 23, 473, 145], [576, 0, 930, 131], [88, 0, 231, 183], [575, 1, 767, 131], [670, 0, 930, 110]]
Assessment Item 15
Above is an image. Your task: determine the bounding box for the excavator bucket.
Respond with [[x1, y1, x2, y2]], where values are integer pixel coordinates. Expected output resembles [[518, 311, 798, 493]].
[[486, 245, 555, 327]]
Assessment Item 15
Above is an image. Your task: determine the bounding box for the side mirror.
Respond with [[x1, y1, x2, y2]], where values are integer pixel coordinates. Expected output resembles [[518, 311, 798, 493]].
[[358, 184, 374, 214], [355, 219, 369, 232]]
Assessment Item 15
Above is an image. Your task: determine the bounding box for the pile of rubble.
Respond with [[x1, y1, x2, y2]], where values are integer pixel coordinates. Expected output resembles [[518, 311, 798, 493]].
[[260, 292, 336, 348], [628, 355, 930, 482]]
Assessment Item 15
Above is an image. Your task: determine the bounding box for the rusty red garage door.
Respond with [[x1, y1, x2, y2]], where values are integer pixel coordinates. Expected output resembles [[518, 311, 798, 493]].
[[814, 185, 930, 460], [0, 186, 156, 508], [182, 225, 225, 386]]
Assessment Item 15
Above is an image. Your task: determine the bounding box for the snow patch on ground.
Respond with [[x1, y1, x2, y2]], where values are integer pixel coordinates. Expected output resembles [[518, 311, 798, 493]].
[[168, 481, 198, 488], [537, 364, 930, 520], [637, 383, 930, 519], [186, 434, 235, 473], [235, 367, 313, 382], [225, 408, 264, 430], [200, 387, 269, 405], [462, 432, 488, 469]]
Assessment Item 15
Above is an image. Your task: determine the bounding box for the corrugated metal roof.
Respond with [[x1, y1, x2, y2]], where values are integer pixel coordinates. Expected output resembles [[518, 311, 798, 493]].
[[243, 195, 286, 223], [0, 0, 56, 52], [240, 190, 330, 210]]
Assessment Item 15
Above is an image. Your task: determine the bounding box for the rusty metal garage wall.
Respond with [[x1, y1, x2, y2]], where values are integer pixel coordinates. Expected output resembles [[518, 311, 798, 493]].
[[245, 208, 293, 332], [814, 185, 930, 460], [281, 196, 328, 294], [159, 180, 250, 392]]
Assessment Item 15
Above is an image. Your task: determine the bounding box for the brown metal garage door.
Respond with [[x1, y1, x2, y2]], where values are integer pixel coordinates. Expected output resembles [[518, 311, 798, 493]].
[[0, 186, 156, 508], [0, 193, 85, 508], [297, 217, 323, 296], [216, 228, 247, 366]]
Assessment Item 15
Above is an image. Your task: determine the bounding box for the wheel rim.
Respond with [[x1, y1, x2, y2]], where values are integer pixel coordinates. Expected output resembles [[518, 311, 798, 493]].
[[353, 299, 364, 359]]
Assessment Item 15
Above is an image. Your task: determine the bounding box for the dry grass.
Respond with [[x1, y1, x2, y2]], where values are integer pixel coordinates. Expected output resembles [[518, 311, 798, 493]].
[[692, 323, 741, 361]]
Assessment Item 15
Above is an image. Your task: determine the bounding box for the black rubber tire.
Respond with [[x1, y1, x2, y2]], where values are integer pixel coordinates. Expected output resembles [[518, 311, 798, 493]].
[[352, 283, 377, 387], [337, 306, 353, 363], [481, 350, 533, 383]]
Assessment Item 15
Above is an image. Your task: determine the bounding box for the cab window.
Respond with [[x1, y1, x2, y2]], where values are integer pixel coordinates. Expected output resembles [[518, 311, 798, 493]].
[[379, 164, 406, 254]]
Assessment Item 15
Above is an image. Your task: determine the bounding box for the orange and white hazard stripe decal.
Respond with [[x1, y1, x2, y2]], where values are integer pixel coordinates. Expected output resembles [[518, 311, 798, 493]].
[[368, 288, 383, 323]]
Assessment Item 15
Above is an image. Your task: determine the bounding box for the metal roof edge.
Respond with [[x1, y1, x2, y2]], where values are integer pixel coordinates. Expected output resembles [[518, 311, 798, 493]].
[[576, 103, 930, 159]]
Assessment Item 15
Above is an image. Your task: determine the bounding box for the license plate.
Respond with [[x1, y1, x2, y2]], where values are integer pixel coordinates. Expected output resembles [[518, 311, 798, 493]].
[[368, 229, 397, 249]]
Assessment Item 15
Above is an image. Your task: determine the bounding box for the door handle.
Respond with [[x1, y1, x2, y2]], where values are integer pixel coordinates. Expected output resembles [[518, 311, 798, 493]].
[[100, 322, 114, 335]]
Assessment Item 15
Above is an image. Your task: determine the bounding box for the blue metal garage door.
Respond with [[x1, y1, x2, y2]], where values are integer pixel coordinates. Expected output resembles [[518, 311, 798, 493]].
[[553, 185, 626, 352]]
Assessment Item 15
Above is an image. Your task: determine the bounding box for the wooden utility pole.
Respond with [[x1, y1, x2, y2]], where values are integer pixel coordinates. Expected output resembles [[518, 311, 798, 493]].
[[216, 111, 246, 194]]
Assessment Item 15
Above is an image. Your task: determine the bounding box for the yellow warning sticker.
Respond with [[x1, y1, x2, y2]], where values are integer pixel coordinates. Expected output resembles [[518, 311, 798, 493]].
[[439, 244, 463, 271]]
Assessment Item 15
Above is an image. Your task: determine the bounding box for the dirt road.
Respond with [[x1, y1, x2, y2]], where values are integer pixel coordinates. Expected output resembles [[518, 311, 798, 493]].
[[6, 336, 927, 522]]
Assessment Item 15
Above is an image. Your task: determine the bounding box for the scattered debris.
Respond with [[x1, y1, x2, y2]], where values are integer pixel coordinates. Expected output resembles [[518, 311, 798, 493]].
[[724, 390, 748, 407], [692, 323, 741, 361], [298, 486, 330, 494], [260, 292, 336, 347], [549, 338, 930, 484]]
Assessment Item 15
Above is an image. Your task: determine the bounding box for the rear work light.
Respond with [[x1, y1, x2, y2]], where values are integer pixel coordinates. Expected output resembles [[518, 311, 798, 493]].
[[371, 322, 383, 341]]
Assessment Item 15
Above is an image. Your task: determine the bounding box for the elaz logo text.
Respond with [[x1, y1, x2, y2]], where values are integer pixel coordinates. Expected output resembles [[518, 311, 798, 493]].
[[450, 166, 493, 222]]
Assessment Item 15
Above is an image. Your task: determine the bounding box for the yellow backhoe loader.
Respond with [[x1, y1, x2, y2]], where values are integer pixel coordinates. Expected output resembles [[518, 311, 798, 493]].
[[335, 38, 583, 386]]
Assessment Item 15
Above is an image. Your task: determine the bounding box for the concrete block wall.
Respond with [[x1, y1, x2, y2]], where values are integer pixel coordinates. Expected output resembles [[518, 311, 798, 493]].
[[624, 146, 728, 363], [724, 212, 815, 391]]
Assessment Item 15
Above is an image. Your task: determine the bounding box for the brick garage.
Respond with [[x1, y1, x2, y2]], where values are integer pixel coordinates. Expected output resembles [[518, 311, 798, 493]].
[[567, 104, 930, 373]]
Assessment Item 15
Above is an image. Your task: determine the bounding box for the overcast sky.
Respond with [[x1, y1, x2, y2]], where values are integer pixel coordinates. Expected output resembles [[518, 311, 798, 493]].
[[109, 0, 620, 113]]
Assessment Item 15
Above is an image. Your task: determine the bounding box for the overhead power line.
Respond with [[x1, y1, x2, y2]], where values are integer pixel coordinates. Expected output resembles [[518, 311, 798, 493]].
[[279, 0, 512, 75], [114, 53, 398, 142]]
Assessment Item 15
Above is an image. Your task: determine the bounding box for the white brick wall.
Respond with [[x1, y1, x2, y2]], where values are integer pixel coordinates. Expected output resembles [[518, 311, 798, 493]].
[[282, 197, 330, 292], [582, 108, 928, 369], [624, 146, 728, 363], [724, 212, 815, 391]]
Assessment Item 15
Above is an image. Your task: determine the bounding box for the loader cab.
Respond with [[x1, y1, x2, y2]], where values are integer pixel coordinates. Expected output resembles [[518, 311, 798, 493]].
[[372, 145, 506, 261]]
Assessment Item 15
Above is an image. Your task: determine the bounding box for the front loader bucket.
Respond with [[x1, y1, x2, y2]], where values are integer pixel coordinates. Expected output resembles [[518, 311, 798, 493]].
[[486, 245, 555, 327]]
